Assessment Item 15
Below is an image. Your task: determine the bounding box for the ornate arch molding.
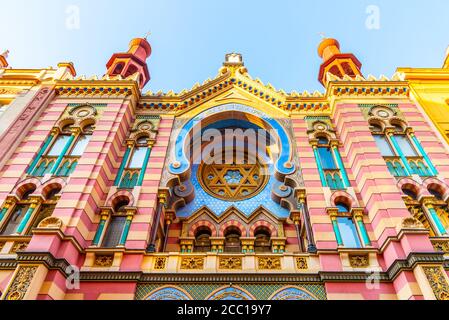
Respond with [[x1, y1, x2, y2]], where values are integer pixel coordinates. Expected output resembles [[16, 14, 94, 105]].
[[11, 178, 41, 198], [144, 286, 193, 300], [269, 286, 319, 300], [104, 190, 135, 208], [168, 103, 296, 181], [330, 190, 358, 208], [206, 286, 256, 300], [57, 104, 99, 130], [181, 206, 284, 238]]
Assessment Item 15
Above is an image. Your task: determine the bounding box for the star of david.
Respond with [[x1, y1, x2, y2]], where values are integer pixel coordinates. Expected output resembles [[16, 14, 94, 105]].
[[199, 162, 268, 201]]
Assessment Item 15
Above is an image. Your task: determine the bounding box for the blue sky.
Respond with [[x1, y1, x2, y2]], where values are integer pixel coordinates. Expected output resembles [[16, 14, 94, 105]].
[[1, 0, 448, 93]]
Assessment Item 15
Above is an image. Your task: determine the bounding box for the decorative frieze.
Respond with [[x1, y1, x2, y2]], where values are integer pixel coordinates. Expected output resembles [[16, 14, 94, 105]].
[[180, 257, 204, 270], [431, 240, 449, 253], [296, 257, 308, 270], [219, 257, 242, 270], [3, 266, 37, 300], [258, 257, 281, 270], [154, 257, 167, 270], [94, 255, 114, 268], [349, 254, 369, 268], [9, 242, 28, 254], [423, 266, 449, 300]]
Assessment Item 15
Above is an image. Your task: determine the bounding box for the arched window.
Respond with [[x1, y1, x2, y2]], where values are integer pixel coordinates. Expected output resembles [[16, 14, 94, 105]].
[[312, 134, 349, 190], [118, 136, 151, 189], [32, 124, 94, 177], [317, 138, 337, 170], [254, 227, 271, 253], [111, 62, 125, 75], [124, 65, 139, 78], [334, 201, 362, 248], [224, 227, 242, 253], [370, 118, 435, 178], [194, 227, 212, 252], [1, 186, 36, 235], [101, 198, 129, 248], [102, 216, 127, 248]]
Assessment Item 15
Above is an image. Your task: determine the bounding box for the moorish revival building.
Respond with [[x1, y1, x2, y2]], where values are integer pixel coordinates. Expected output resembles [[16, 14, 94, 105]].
[[0, 37, 449, 300]]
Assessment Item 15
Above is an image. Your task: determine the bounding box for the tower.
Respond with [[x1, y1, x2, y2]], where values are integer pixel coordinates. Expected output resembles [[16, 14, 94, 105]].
[[106, 37, 151, 89], [444, 45, 449, 68], [0, 50, 9, 68], [317, 38, 362, 85]]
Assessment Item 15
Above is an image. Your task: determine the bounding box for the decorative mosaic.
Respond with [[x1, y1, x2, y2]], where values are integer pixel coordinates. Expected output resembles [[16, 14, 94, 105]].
[[177, 164, 289, 218], [136, 283, 327, 300]]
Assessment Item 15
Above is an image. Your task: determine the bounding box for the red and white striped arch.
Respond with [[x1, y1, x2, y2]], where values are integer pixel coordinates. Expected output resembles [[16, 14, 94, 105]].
[[219, 220, 247, 237], [249, 220, 278, 237], [189, 220, 218, 237]]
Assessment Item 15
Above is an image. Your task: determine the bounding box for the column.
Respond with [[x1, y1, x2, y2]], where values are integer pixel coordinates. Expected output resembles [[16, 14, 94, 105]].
[[387, 129, 412, 176], [28, 128, 58, 175], [92, 210, 110, 246], [50, 127, 80, 175], [311, 142, 327, 187], [114, 140, 134, 186], [329, 210, 343, 246], [147, 191, 168, 253], [297, 190, 317, 253], [118, 213, 133, 247], [423, 198, 447, 236], [137, 141, 154, 186], [15, 198, 40, 234], [353, 209, 371, 246], [290, 211, 305, 252], [331, 141, 350, 188], [0, 198, 15, 224], [409, 131, 438, 176]]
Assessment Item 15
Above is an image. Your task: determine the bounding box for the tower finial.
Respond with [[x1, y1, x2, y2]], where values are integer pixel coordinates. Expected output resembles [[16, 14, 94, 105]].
[[318, 32, 326, 40], [144, 31, 151, 40]]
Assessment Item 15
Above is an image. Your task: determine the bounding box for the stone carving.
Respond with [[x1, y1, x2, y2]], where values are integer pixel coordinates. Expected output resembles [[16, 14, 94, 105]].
[[349, 254, 369, 268], [296, 257, 308, 270], [154, 257, 167, 270], [37, 217, 63, 229], [10, 242, 28, 254], [258, 257, 281, 270], [94, 255, 114, 267], [180, 257, 204, 270], [401, 217, 424, 229], [423, 266, 449, 300], [432, 240, 449, 253], [4, 266, 37, 300], [219, 257, 242, 270]]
